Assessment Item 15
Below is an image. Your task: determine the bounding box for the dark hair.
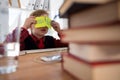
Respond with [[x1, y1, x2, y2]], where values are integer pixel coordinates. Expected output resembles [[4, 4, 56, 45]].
[[30, 10, 48, 17]]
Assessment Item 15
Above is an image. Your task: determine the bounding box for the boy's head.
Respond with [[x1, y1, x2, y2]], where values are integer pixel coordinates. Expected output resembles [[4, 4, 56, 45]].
[[30, 9, 48, 17], [30, 10, 50, 38]]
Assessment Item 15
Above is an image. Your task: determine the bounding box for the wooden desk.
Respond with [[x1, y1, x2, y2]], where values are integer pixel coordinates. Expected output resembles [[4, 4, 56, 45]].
[[0, 50, 75, 80]]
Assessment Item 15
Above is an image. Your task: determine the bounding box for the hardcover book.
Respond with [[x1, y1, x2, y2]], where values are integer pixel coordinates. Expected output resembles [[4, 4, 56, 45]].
[[69, 43, 120, 62], [61, 24, 120, 44], [69, 0, 120, 27], [59, 0, 114, 17], [62, 54, 120, 80]]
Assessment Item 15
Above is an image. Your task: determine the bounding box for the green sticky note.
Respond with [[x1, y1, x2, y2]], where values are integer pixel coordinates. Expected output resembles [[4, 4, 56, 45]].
[[35, 16, 51, 28]]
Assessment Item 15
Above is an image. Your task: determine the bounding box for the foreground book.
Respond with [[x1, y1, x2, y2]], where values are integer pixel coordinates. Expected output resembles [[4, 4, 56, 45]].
[[69, 43, 120, 62], [59, 0, 114, 17], [61, 24, 120, 44], [69, 0, 120, 27], [60, 0, 120, 27], [62, 54, 120, 80]]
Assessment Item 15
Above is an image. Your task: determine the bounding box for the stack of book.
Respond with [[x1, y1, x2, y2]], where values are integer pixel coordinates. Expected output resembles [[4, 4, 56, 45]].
[[59, 0, 120, 80]]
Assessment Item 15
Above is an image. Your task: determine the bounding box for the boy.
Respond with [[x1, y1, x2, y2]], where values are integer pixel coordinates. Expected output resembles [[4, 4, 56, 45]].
[[13, 10, 67, 51]]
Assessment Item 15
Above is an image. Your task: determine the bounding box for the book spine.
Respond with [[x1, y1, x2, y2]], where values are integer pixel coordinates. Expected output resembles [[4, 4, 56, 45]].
[[62, 53, 120, 80], [61, 24, 120, 44], [63, 53, 120, 66], [69, 20, 120, 29], [69, 1, 120, 28], [68, 43, 120, 62]]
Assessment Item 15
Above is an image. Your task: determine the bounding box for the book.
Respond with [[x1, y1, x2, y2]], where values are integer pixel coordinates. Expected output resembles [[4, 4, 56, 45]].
[[19, 47, 68, 55], [69, 0, 120, 27], [69, 43, 120, 62], [62, 54, 120, 80], [61, 24, 120, 44], [59, 0, 114, 17]]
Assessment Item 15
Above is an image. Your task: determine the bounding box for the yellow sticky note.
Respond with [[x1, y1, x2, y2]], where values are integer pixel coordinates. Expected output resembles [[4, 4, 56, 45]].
[[35, 16, 51, 28]]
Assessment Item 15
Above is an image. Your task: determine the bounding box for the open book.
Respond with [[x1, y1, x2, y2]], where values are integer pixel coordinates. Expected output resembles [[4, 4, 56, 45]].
[[20, 47, 68, 55]]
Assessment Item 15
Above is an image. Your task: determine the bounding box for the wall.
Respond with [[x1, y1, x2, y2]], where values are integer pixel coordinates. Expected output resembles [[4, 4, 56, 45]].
[[49, 0, 68, 29]]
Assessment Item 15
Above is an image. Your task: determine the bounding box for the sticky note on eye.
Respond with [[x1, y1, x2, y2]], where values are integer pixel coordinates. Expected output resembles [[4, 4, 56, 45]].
[[35, 16, 51, 28]]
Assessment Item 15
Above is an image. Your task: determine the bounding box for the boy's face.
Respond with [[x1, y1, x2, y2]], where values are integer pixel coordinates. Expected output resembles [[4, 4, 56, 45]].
[[31, 24, 48, 37], [31, 14, 50, 37]]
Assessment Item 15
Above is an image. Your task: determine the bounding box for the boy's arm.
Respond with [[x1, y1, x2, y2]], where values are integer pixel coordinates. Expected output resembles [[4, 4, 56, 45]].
[[20, 16, 35, 50], [4, 27, 30, 51], [20, 27, 29, 50], [51, 21, 68, 47], [54, 39, 68, 48], [51, 21, 61, 34], [54, 33, 68, 48], [4, 27, 19, 42]]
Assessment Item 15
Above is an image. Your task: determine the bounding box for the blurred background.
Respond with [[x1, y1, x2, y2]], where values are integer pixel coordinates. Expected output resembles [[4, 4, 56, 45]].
[[9, 0, 68, 39]]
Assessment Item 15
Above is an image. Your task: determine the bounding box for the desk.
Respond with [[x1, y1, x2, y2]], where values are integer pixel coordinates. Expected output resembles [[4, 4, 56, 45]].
[[0, 50, 75, 80]]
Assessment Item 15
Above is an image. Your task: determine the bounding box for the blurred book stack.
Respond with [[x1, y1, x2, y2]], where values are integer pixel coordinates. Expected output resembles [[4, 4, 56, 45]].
[[59, 0, 120, 80]]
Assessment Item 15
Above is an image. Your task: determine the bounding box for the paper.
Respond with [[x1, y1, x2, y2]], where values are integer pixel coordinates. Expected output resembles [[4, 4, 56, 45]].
[[40, 54, 62, 62], [35, 16, 51, 28]]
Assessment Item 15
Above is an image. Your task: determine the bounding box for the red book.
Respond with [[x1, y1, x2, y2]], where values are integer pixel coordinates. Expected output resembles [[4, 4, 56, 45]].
[[62, 53, 120, 80]]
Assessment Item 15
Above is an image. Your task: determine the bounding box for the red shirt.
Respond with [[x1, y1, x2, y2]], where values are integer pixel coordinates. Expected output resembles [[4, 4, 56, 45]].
[[5, 27, 68, 51], [31, 34, 45, 49]]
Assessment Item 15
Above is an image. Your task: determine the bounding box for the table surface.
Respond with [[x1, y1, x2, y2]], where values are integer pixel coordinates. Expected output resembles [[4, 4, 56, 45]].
[[0, 50, 75, 80]]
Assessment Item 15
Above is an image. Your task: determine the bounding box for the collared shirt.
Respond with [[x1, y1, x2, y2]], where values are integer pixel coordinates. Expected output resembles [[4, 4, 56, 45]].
[[30, 34, 44, 49], [5, 27, 68, 51]]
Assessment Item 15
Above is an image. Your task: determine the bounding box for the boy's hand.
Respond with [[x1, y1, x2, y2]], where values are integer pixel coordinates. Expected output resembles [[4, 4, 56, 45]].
[[51, 21, 61, 34], [23, 16, 36, 29]]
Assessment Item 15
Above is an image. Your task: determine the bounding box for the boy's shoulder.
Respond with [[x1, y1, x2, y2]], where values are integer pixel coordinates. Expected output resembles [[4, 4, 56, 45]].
[[45, 35, 53, 38]]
